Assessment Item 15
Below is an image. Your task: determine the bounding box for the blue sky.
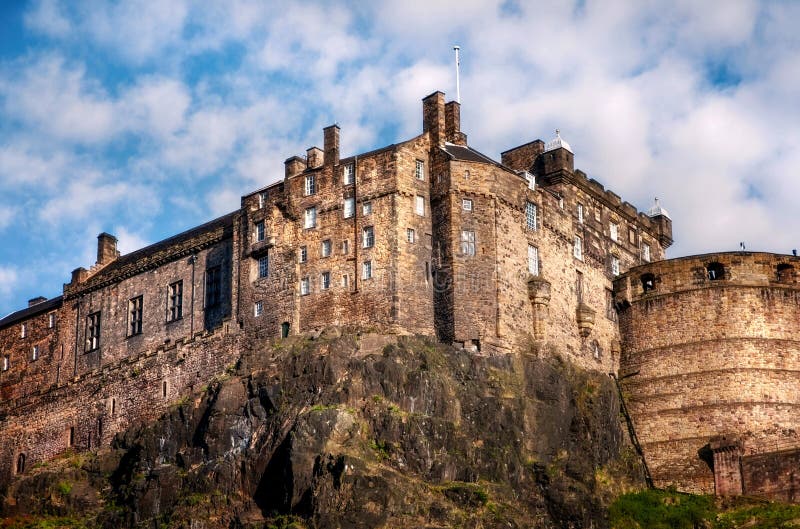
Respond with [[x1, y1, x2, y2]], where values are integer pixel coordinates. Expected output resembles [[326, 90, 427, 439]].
[[0, 0, 799, 316]]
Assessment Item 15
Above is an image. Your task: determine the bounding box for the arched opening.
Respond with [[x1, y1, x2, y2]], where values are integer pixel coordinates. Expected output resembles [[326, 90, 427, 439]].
[[777, 263, 795, 283], [707, 262, 725, 281], [16, 453, 26, 474], [641, 273, 656, 293], [281, 322, 290, 338]]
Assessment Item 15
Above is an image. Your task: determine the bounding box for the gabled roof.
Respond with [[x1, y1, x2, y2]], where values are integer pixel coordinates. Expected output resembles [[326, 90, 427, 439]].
[[442, 143, 503, 166], [0, 296, 63, 330]]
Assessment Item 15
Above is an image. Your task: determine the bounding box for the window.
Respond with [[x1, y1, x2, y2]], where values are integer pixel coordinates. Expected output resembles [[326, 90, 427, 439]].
[[415, 159, 425, 180], [642, 244, 651, 262], [258, 254, 269, 278], [342, 274, 349, 288], [16, 453, 25, 475], [258, 191, 267, 208], [525, 202, 537, 230], [300, 277, 310, 295], [48, 312, 56, 329], [281, 321, 290, 338], [321, 239, 332, 257], [461, 230, 476, 257], [341, 240, 350, 255], [254, 301, 263, 317], [321, 272, 331, 290], [20, 324, 26, 338], [574, 236, 583, 260], [299, 246, 307, 263], [343, 163, 354, 185], [362, 202, 372, 215], [162, 380, 168, 398], [304, 174, 316, 196], [464, 170, 470, 180], [343, 197, 355, 218], [609, 222, 619, 242], [206, 266, 221, 307], [31, 346, 39, 361], [86, 311, 101, 351], [415, 195, 425, 216], [462, 199, 473, 211], [606, 289, 617, 322], [2, 355, 8, 371], [407, 228, 416, 243], [777, 263, 795, 283], [168, 281, 183, 322], [611, 255, 620, 276], [576, 271, 584, 303], [362, 226, 374, 248], [707, 262, 724, 280], [362, 261, 373, 280], [528, 245, 539, 275], [68, 426, 75, 447], [558, 196, 564, 209], [304, 207, 316, 229], [523, 172, 535, 189], [641, 273, 656, 292], [628, 228, 636, 244], [577, 203, 584, 224], [255, 220, 265, 242], [128, 296, 143, 336]]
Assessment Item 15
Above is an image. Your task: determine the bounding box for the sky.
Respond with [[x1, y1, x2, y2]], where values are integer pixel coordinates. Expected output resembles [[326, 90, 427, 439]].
[[0, 0, 798, 316]]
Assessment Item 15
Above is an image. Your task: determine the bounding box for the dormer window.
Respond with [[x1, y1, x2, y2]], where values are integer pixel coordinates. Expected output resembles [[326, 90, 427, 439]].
[[343, 163, 355, 185], [304, 174, 316, 196]]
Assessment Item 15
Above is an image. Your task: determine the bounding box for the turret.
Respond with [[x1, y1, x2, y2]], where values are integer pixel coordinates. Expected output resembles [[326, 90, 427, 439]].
[[647, 198, 673, 249]]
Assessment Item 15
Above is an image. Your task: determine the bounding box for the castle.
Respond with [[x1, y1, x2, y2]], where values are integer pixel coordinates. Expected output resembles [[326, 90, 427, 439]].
[[0, 91, 796, 500]]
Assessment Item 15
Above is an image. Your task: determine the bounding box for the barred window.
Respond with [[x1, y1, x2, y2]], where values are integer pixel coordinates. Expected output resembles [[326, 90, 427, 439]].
[[528, 245, 539, 276], [525, 202, 537, 230], [461, 230, 476, 257], [128, 296, 143, 336]]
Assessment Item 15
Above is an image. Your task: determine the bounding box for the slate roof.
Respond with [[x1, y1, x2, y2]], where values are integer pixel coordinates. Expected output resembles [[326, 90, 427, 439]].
[[0, 296, 63, 330]]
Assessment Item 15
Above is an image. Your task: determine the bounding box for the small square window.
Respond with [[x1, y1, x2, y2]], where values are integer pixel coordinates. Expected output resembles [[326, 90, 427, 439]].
[[362, 202, 372, 215], [362, 261, 373, 280], [415, 159, 425, 180], [254, 301, 263, 317], [321, 239, 332, 258], [300, 277, 310, 296], [343, 163, 355, 185], [321, 272, 331, 290], [415, 195, 425, 216], [462, 199, 473, 211], [407, 228, 415, 243]]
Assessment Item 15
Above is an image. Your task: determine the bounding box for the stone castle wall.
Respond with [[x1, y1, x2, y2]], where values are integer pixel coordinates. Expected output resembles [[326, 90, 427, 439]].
[[615, 252, 800, 493]]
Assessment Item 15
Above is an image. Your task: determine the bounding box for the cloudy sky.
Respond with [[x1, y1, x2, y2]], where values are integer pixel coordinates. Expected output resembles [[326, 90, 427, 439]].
[[0, 0, 798, 316]]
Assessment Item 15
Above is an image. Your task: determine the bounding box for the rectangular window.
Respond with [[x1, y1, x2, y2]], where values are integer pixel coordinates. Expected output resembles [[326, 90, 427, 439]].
[[526, 201, 537, 230], [611, 255, 620, 276], [415, 195, 425, 216], [20, 324, 26, 338], [258, 254, 269, 278], [341, 240, 349, 255], [2, 355, 8, 371], [407, 228, 415, 243], [32, 345, 39, 361], [642, 243, 651, 262], [362, 261, 373, 280], [206, 266, 221, 307], [362, 202, 372, 215], [258, 191, 267, 209], [48, 312, 56, 329], [606, 289, 618, 322], [528, 245, 539, 276], [128, 296, 143, 336], [415, 159, 425, 180], [577, 203, 584, 224], [86, 311, 101, 351], [461, 230, 476, 257], [462, 198, 473, 211], [574, 236, 583, 260], [300, 277, 310, 295], [255, 220, 265, 242], [304, 207, 316, 229], [321, 271, 331, 290], [362, 226, 374, 248], [343, 197, 355, 219], [321, 239, 332, 258], [343, 163, 355, 185], [558, 196, 564, 209], [610, 222, 619, 242], [299, 246, 307, 263], [342, 274, 349, 288], [304, 174, 316, 196], [576, 271, 584, 303], [168, 281, 183, 322], [628, 228, 636, 244], [254, 301, 263, 317], [523, 171, 535, 190]]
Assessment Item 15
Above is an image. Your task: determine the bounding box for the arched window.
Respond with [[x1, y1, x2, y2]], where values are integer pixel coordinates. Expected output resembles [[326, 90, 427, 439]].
[[707, 262, 725, 281], [641, 273, 656, 293], [777, 263, 795, 283], [16, 453, 26, 474]]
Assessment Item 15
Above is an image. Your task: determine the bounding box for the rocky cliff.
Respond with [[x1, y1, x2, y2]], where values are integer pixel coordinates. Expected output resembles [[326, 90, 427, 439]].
[[0, 332, 644, 528]]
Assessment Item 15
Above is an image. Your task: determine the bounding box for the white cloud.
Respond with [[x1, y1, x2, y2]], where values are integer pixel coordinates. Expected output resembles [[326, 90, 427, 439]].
[[0, 266, 18, 298], [114, 227, 151, 255], [24, 0, 72, 37]]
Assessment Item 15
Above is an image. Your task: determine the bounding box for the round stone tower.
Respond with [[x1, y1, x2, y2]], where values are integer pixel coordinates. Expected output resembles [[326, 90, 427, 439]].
[[613, 252, 800, 494]]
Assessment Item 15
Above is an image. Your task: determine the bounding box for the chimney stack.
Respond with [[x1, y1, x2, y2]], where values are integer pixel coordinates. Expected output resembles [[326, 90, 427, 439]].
[[422, 91, 446, 147], [97, 232, 119, 266], [28, 296, 47, 307], [323, 125, 340, 166], [306, 147, 323, 169], [445, 101, 467, 145]]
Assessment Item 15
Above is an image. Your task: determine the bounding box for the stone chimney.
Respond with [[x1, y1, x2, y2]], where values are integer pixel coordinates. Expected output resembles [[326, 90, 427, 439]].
[[28, 296, 47, 307], [284, 156, 305, 179], [422, 91, 445, 147], [97, 233, 119, 266], [306, 147, 323, 169], [444, 101, 467, 145], [501, 140, 545, 172], [323, 124, 340, 166], [71, 267, 88, 285]]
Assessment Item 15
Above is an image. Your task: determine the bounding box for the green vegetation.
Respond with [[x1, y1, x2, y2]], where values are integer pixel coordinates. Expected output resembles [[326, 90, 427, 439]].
[[264, 515, 307, 529], [369, 439, 390, 459], [55, 480, 73, 496], [0, 516, 89, 529], [610, 489, 800, 529], [442, 482, 489, 508]]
